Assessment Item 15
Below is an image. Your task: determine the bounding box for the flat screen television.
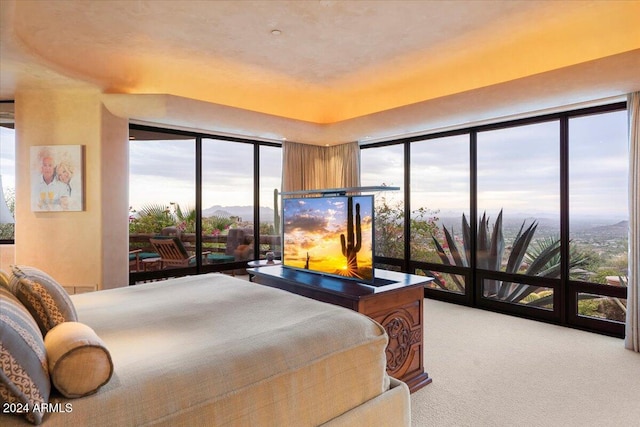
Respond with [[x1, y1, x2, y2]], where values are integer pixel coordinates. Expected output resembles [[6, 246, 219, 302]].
[[282, 194, 374, 283]]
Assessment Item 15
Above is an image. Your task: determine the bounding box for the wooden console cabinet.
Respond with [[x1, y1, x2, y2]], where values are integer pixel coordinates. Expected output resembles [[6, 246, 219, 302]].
[[248, 265, 432, 393]]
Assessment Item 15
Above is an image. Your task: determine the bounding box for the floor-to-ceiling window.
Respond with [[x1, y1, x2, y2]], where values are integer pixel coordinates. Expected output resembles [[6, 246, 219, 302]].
[[128, 128, 198, 278], [259, 145, 283, 259], [128, 125, 282, 283], [476, 120, 560, 318], [411, 133, 470, 296], [201, 138, 254, 267], [568, 109, 628, 332], [361, 143, 405, 271], [360, 102, 629, 336]]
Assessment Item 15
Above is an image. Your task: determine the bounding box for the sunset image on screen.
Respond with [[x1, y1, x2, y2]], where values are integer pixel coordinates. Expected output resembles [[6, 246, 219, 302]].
[[283, 196, 374, 282]]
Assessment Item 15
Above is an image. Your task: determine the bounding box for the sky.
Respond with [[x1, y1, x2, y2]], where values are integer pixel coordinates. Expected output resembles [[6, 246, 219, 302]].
[[0, 109, 629, 221], [0, 127, 16, 190], [128, 139, 282, 210], [362, 109, 629, 221]]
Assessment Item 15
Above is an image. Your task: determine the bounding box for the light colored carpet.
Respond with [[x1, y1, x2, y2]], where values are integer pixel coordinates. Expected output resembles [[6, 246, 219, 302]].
[[411, 299, 640, 427]]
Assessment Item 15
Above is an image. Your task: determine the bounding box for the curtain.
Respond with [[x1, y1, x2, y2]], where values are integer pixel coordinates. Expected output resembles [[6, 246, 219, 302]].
[[323, 142, 360, 189], [626, 92, 640, 352], [282, 141, 360, 192], [281, 141, 324, 192]]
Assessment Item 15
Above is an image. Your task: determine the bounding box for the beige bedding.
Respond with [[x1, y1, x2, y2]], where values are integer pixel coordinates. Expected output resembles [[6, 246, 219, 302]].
[[3, 273, 406, 426]]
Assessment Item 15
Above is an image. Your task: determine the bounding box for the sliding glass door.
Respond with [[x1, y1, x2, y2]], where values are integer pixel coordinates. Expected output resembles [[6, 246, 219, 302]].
[[128, 125, 282, 282], [129, 130, 197, 275]]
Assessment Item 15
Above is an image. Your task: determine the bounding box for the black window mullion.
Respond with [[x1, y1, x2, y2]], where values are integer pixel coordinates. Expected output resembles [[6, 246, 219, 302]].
[[195, 137, 203, 273], [404, 141, 411, 272], [559, 117, 570, 325], [470, 130, 478, 306], [253, 144, 260, 261]]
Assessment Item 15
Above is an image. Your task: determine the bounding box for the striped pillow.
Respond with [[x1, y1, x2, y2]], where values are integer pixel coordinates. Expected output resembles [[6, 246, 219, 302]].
[[0, 286, 50, 425], [11, 266, 77, 336]]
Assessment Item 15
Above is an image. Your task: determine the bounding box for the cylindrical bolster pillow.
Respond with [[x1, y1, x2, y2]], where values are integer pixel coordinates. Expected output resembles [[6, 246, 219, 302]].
[[44, 321, 114, 398]]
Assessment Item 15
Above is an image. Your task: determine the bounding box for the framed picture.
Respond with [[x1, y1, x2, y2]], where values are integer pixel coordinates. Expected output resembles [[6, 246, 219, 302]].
[[30, 145, 84, 212]]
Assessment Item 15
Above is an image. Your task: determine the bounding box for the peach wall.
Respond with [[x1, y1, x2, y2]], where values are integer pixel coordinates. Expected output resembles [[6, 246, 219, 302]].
[[0, 244, 15, 272], [99, 104, 130, 289], [14, 89, 129, 290]]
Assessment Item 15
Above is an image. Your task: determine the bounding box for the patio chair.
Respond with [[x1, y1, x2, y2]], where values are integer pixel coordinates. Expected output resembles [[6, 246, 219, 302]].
[[129, 249, 142, 272], [149, 237, 210, 269], [129, 249, 163, 272]]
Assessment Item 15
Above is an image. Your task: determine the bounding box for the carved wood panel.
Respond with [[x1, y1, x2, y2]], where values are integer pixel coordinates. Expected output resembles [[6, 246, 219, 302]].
[[365, 292, 423, 383]]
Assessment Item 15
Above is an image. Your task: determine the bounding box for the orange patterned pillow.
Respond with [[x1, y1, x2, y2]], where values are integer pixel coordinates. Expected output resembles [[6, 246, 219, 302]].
[[11, 266, 77, 335]]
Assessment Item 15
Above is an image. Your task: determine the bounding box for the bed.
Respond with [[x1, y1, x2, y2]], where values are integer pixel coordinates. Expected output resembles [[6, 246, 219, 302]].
[[2, 272, 410, 426]]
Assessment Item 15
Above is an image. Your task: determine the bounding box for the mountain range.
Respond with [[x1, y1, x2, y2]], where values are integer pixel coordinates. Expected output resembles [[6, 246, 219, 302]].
[[202, 205, 275, 223]]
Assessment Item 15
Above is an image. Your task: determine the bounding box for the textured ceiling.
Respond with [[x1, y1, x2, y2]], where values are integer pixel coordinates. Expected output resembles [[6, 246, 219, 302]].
[[1, 0, 639, 144]]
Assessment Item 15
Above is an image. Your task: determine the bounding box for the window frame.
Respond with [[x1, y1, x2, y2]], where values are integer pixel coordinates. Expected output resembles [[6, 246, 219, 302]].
[[360, 101, 628, 337], [0, 100, 15, 245], [128, 123, 282, 284]]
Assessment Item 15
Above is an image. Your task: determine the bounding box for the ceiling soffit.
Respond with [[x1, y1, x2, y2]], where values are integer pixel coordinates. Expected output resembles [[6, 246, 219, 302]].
[[8, 1, 640, 125], [2, 1, 640, 145], [103, 48, 639, 146]]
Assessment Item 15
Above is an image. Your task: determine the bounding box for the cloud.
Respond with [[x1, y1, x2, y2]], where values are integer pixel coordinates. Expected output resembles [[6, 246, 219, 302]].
[[285, 212, 329, 233], [129, 139, 269, 207]]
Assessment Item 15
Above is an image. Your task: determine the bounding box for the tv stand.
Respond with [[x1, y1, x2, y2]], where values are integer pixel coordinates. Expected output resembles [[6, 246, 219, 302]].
[[247, 265, 433, 393]]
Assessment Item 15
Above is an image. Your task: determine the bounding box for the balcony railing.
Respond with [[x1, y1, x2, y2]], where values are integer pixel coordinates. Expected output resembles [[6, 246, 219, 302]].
[[129, 229, 281, 273]]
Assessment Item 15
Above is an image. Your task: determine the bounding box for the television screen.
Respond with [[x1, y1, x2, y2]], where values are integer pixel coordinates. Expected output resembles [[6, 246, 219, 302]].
[[282, 195, 374, 283]]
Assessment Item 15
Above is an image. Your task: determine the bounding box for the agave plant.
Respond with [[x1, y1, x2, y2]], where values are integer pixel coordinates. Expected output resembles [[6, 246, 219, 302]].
[[526, 235, 592, 279], [431, 210, 588, 306]]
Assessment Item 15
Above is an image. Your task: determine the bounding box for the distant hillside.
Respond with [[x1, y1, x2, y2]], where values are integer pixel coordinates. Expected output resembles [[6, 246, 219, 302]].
[[588, 220, 629, 237], [202, 205, 275, 223], [436, 216, 628, 240]]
